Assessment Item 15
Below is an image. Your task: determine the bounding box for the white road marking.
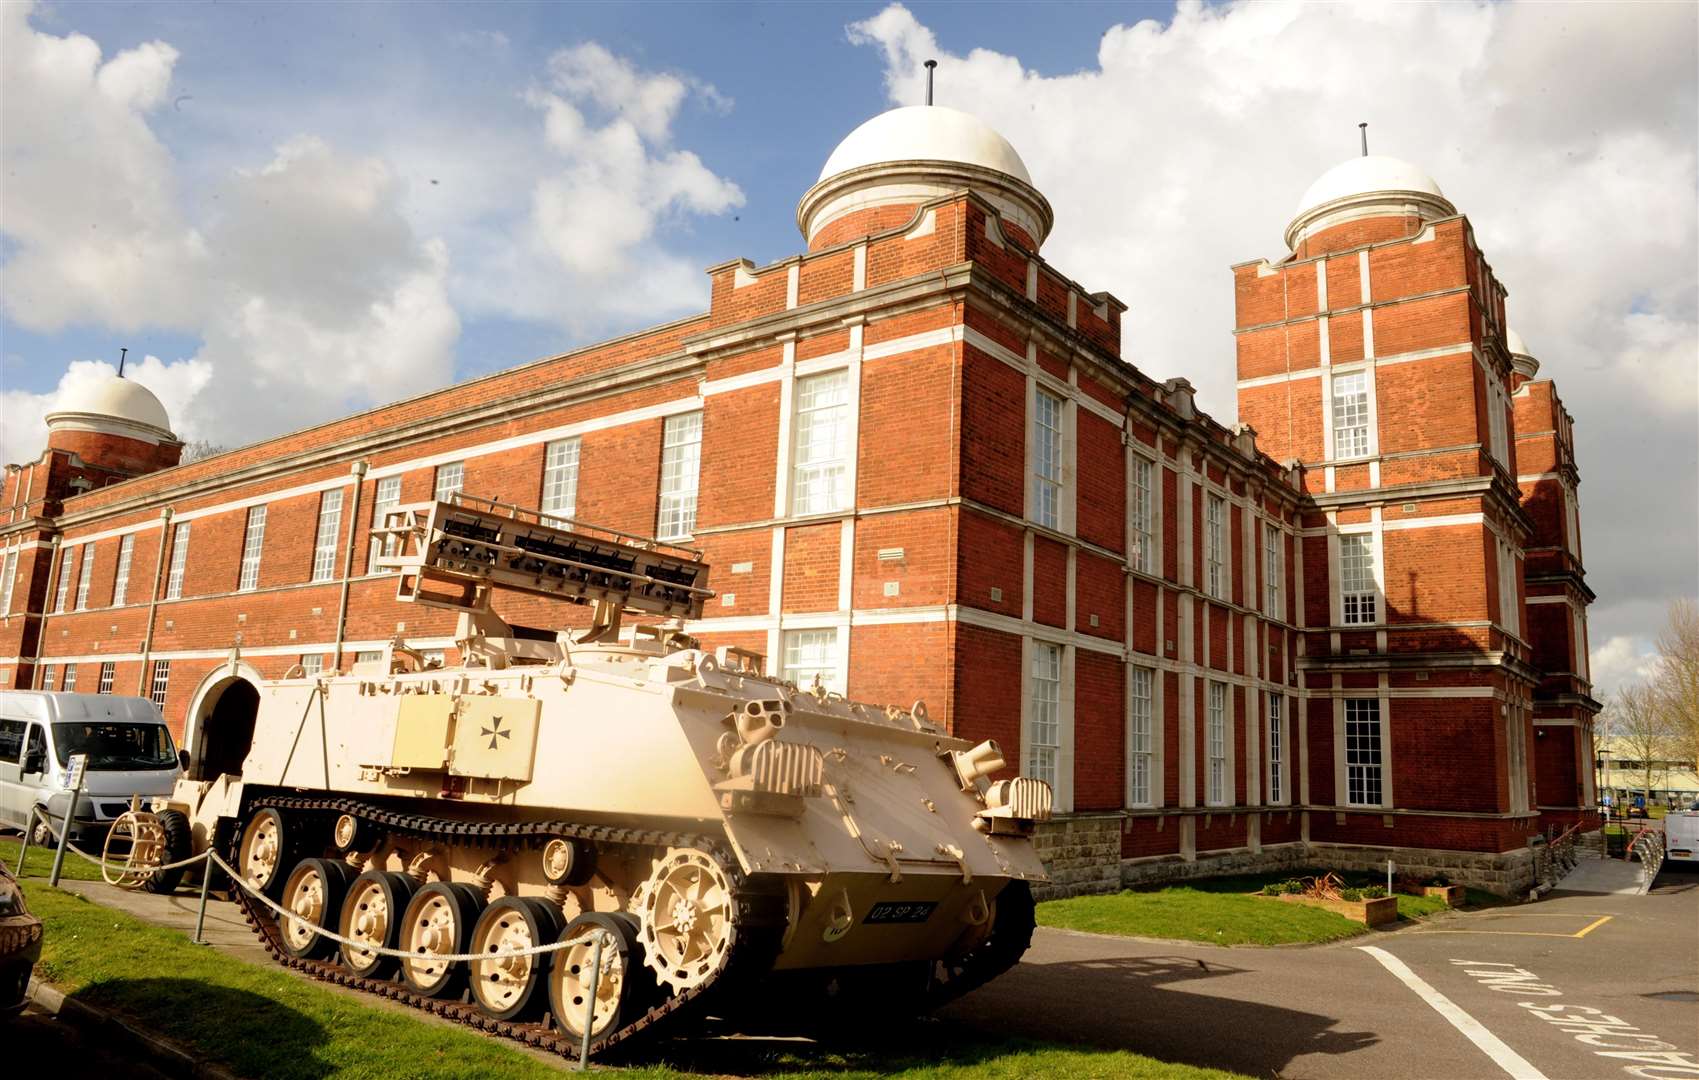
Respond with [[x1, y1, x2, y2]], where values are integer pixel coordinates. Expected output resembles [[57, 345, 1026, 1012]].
[[1357, 946, 1551, 1080]]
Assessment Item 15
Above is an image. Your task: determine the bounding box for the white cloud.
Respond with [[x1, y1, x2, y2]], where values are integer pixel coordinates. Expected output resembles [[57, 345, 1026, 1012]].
[[1, 3, 459, 452], [1589, 635, 1660, 698], [847, 0, 1699, 657]]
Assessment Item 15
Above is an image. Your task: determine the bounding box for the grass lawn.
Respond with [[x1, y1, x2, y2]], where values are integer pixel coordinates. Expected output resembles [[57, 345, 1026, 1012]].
[[1037, 868, 1494, 946], [5, 836, 1245, 1080], [3, 833, 107, 882]]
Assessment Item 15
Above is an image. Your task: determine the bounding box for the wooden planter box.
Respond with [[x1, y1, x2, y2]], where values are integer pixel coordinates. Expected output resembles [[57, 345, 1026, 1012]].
[[1271, 892, 1400, 927], [1422, 885, 1465, 907]]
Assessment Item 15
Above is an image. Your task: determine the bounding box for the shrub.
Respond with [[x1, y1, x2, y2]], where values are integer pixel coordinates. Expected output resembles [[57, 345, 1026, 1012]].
[[1361, 885, 1388, 899], [1338, 887, 1364, 902]]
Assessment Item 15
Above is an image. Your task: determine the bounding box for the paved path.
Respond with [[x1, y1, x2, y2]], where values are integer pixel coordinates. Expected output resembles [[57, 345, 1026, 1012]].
[[1552, 854, 1648, 895], [941, 863, 1699, 1079]]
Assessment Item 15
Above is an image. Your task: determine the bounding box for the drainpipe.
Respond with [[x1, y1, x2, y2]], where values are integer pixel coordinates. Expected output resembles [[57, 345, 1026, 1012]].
[[135, 507, 173, 695], [333, 461, 368, 673]]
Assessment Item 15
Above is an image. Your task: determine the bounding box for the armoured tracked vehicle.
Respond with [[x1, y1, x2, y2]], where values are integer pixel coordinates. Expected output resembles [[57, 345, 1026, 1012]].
[[120, 494, 1052, 1056]]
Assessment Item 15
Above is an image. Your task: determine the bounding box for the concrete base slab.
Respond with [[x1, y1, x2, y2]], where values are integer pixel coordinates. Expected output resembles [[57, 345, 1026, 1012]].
[[1550, 857, 1648, 895]]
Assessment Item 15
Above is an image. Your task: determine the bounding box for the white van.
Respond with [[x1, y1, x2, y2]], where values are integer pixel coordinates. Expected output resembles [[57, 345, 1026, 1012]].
[[0, 691, 184, 845], [1665, 811, 1699, 865]]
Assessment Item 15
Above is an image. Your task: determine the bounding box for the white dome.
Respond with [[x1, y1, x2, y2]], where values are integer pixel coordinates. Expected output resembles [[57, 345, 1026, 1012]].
[[820, 106, 1032, 184], [1505, 327, 1539, 379], [46, 376, 172, 435], [1506, 327, 1531, 357], [1295, 155, 1445, 219]]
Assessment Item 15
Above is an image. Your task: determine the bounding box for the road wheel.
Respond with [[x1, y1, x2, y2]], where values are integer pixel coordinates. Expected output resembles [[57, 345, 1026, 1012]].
[[139, 809, 193, 895], [400, 881, 484, 997], [469, 896, 562, 1021], [237, 808, 294, 902], [338, 870, 416, 978], [549, 911, 651, 1042], [280, 858, 354, 960]]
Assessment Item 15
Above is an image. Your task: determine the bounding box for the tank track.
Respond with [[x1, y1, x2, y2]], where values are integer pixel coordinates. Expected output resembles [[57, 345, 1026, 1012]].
[[230, 793, 786, 1060], [925, 878, 1036, 1009]]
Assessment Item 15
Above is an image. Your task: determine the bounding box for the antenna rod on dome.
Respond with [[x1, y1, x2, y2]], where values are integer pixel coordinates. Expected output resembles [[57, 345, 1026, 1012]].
[[117, 347, 127, 379], [1359, 122, 1368, 157], [925, 59, 937, 105]]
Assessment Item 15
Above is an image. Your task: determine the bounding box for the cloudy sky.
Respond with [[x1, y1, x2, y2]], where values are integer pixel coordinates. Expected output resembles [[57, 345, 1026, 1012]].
[[3, 1, 1694, 689]]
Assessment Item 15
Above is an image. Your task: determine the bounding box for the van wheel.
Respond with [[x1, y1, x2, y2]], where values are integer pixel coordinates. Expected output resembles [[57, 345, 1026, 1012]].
[[29, 809, 52, 847], [140, 809, 193, 895]]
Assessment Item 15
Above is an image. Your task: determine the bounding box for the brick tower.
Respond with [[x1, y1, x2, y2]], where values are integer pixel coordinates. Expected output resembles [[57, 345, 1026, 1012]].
[[1232, 151, 1548, 859]]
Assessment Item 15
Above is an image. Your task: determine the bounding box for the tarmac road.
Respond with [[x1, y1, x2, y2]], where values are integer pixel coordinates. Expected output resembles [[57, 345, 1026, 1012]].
[[940, 864, 1699, 1080]]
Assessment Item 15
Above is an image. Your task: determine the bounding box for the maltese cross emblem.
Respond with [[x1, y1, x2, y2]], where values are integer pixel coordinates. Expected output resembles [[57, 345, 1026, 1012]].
[[481, 715, 510, 751]]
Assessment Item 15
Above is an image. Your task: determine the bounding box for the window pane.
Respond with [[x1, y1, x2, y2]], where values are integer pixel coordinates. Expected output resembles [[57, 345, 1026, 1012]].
[[1267, 693, 1283, 804], [62, 664, 76, 692], [1205, 494, 1226, 599], [792, 372, 851, 515], [166, 524, 190, 600], [112, 534, 134, 606], [311, 490, 343, 582], [1332, 371, 1370, 458], [1345, 698, 1383, 806], [369, 476, 402, 572], [150, 661, 170, 711], [782, 628, 840, 693], [657, 413, 702, 539], [239, 505, 267, 591], [1129, 665, 1153, 805], [1033, 390, 1063, 529], [75, 546, 95, 610], [1130, 457, 1154, 573], [1028, 642, 1062, 788], [1339, 533, 1377, 625], [54, 548, 76, 612], [1206, 681, 1227, 805], [1264, 524, 1283, 617], [0, 550, 16, 615], [434, 462, 464, 502], [540, 439, 580, 525], [97, 662, 115, 694]]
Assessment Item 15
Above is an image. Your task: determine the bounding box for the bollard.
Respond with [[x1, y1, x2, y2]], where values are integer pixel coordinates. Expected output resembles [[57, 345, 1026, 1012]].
[[49, 754, 88, 888], [1386, 858, 1394, 895], [192, 854, 214, 944], [576, 931, 605, 1070]]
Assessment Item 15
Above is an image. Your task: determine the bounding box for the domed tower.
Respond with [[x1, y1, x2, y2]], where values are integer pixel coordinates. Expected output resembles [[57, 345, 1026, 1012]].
[[1285, 154, 1455, 259], [1505, 328, 1541, 388], [797, 105, 1053, 252], [44, 374, 182, 482]]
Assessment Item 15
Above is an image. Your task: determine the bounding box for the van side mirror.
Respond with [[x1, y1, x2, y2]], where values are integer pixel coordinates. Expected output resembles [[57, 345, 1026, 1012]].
[[22, 750, 44, 775], [178, 749, 190, 773]]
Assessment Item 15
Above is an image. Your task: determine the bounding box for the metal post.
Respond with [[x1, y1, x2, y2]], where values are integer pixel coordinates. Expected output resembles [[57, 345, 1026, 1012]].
[[192, 854, 214, 944], [49, 755, 87, 888], [16, 807, 36, 877], [1386, 859, 1393, 894], [576, 931, 605, 1070]]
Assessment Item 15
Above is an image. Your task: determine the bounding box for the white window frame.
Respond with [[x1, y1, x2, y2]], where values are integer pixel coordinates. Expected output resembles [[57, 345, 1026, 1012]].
[[1128, 665, 1154, 807], [74, 546, 95, 610], [149, 660, 170, 711], [1205, 680, 1229, 806], [1264, 523, 1283, 619], [434, 462, 464, 503], [781, 627, 841, 694], [1032, 389, 1064, 530], [1205, 492, 1228, 600], [540, 439, 580, 525], [41, 665, 55, 691], [1331, 369, 1372, 460], [1267, 692, 1285, 805], [1344, 697, 1384, 807], [0, 549, 15, 615], [299, 654, 324, 677], [1497, 534, 1520, 639], [791, 370, 852, 516], [1338, 531, 1379, 626], [310, 490, 343, 583], [1130, 454, 1155, 574], [238, 505, 267, 592], [1027, 641, 1062, 789], [54, 548, 76, 612], [369, 476, 402, 572], [111, 534, 134, 607], [165, 523, 190, 600], [657, 412, 702, 540], [97, 662, 115, 694], [61, 663, 77, 692]]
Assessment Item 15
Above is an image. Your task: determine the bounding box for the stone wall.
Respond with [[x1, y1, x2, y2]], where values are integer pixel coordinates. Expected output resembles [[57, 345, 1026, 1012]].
[[1030, 815, 1121, 900], [1306, 843, 1538, 897], [1119, 843, 1309, 889]]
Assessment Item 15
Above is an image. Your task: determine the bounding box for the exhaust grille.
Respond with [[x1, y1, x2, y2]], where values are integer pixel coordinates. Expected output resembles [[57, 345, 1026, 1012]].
[[747, 739, 825, 798], [1005, 777, 1054, 821]]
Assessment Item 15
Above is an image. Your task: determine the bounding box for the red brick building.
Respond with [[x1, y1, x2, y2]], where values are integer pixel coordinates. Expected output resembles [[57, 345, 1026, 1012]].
[[0, 107, 1598, 894]]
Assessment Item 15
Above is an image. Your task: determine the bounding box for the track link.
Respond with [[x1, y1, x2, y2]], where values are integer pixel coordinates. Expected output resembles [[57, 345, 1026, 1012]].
[[230, 793, 785, 1060]]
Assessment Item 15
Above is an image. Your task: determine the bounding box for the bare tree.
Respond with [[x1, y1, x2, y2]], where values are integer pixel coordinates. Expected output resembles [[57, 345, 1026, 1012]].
[[1606, 682, 1676, 806], [179, 440, 230, 463], [1654, 597, 1699, 770]]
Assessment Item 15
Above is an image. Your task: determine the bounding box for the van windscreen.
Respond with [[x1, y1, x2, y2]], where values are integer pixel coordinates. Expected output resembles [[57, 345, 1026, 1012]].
[[52, 722, 178, 770]]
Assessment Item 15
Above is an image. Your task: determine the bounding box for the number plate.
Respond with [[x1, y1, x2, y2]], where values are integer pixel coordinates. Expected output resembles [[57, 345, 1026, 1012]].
[[862, 900, 936, 925]]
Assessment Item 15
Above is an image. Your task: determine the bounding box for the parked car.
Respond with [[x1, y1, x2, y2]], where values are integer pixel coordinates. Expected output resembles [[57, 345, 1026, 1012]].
[[0, 859, 42, 1015], [0, 691, 184, 846]]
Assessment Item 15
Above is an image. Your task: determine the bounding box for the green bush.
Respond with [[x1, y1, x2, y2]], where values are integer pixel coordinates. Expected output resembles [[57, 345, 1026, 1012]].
[[1338, 887, 1363, 902], [1361, 885, 1388, 899]]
